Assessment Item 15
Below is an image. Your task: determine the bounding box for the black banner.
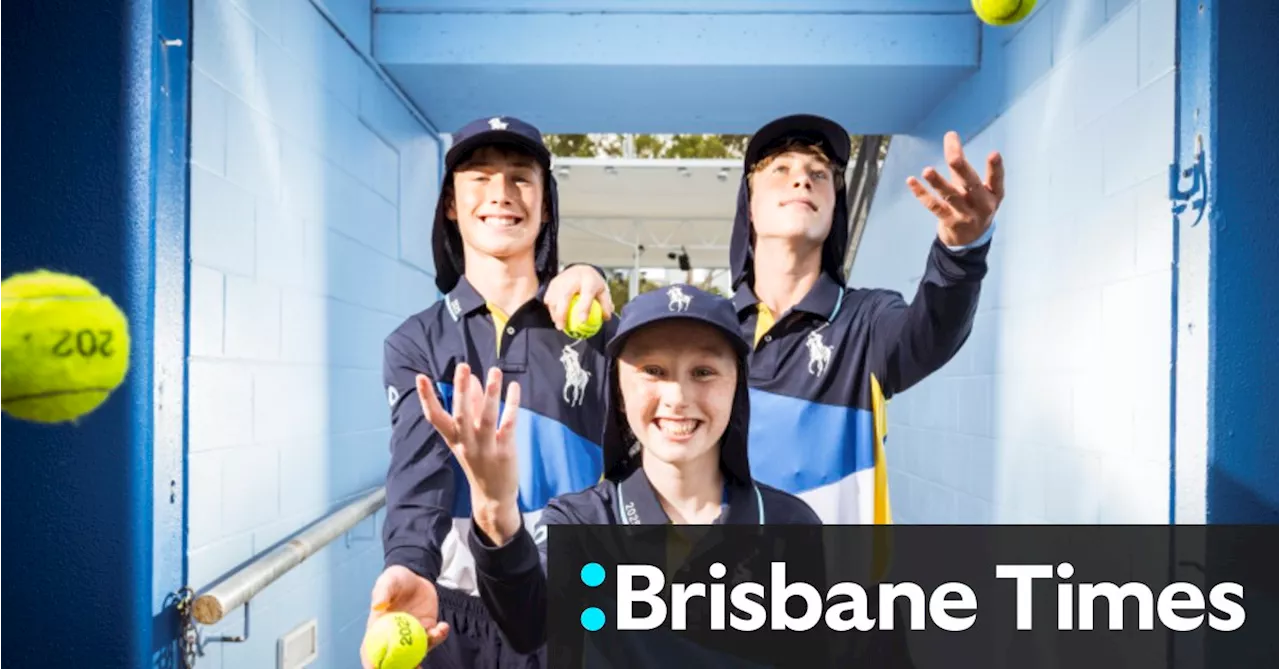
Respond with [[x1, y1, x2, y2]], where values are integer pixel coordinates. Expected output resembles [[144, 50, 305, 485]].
[[545, 525, 1276, 668]]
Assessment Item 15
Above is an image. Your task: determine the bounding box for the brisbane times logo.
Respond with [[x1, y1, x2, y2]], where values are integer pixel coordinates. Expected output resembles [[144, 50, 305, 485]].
[[547, 526, 1269, 668], [574, 560, 1247, 634]]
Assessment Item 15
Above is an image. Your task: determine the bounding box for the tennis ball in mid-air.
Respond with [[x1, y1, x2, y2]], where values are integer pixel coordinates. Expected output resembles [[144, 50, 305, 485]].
[[972, 0, 1036, 25], [1, 270, 131, 424], [363, 612, 429, 669], [565, 294, 604, 339]]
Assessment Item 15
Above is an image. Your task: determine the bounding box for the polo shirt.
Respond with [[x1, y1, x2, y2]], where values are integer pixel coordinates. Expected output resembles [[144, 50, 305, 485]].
[[381, 276, 612, 594], [735, 236, 990, 525]]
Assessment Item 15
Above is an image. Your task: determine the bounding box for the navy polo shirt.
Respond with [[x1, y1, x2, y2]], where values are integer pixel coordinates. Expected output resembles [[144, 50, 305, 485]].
[[735, 237, 990, 525], [381, 276, 612, 593]]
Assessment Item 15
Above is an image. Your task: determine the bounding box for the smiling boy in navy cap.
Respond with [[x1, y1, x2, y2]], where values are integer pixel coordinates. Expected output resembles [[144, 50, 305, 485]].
[[728, 115, 1005, 527], [410, 284, 820, 659], [363, 116, 615, 669]]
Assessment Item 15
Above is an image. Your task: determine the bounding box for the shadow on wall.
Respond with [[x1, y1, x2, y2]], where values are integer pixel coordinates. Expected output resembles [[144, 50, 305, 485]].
[[185, 0, 438, 666]]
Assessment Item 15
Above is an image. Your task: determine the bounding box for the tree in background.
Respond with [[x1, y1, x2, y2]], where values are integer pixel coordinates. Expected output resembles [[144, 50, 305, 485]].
[[606, 272, 664, 310], [662, 134, 748, 159], [697, 282, 727, 298], [544, 133, 868, 162], [633, 134, 668, 158], [543, 134, 598, 158], [544, 134, 752, 159]]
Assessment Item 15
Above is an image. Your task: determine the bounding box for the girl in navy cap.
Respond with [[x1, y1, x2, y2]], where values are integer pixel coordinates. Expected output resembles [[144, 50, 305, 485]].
[[412, 284, 821, 659]]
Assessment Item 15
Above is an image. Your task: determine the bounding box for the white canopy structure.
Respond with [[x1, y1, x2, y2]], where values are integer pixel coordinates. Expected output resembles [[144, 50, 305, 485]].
[[553, 157, 742, 293], [549, 136, 887, 299]]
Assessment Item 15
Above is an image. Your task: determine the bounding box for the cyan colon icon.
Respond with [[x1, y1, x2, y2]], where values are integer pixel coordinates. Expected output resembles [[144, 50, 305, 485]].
[[580, 562, 606, 631]]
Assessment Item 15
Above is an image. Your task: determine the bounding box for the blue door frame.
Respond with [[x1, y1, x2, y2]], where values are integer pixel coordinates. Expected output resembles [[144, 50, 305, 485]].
[[2, 0, 189, 665], [1172, 0, 1278, 525]]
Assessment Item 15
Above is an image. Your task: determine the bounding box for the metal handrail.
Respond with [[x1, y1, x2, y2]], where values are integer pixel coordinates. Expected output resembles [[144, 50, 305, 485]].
[[191, 486, 386, 625]]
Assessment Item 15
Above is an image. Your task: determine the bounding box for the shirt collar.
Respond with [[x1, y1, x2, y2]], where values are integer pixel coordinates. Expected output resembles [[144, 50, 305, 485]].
[[732, 272, 845, 323], [616, 467, 760, 526], [793, 272, 844, 320], [732, 284, 760, 315], [445, 275, 552, 321], [444, 276, 487, 320]]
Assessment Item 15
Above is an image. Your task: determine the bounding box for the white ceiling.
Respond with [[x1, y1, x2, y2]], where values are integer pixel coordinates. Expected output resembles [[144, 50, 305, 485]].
[[552, 158, 743, 270]]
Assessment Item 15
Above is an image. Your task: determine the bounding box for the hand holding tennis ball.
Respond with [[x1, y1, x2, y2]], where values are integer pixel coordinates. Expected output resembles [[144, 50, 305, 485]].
[[362, 566, 449, 669], [971, 0, 1036, 26], [1, 270, 131, 423], [565, 294, 604, 339], [542, 265, 614, 335], [363, 612, 429, 669]]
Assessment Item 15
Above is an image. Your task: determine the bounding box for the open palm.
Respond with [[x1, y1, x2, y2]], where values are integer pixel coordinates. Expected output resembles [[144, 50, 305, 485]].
[[907, 130, 1005, 248], [417, 364, 522, 511]]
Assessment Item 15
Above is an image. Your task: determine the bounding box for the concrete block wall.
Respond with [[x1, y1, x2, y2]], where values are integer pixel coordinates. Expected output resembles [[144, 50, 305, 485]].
[[187, 0, 441, 665], [851, 0, 1176, 524]]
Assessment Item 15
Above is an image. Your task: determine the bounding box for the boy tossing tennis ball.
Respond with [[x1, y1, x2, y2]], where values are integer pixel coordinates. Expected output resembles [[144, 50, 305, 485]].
[[1, 269, 131, 423]]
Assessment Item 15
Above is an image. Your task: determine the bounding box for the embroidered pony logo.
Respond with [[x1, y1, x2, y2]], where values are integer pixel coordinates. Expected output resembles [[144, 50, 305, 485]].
[[805, 331, 833, 377], [561, 345, 591, 407], [488, 117, 509, 130], [667, 285, 692, 312]]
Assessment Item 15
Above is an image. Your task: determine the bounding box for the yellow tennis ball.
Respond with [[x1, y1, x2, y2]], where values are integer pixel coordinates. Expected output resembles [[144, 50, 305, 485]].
[[972, 0, 1036, 25], [565, 294, 603, 339], [1, 270, 131, 424], [363, 612, 429, 669]]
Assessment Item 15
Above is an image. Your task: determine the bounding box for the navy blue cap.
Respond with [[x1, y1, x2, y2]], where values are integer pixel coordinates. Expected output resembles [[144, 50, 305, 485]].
[[602, 284, 754, 486], [605, 284, 750, 361], [744, 113, 851, 171], [445, 115, 553, 173], [731, 114, 853, 290], [432, 116, 560, 294]]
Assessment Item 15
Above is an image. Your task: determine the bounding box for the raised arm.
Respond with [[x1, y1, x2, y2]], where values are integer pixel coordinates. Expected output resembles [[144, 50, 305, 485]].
[[868, 130, 1004, 397], [381, 332, 456, 583], [864, 239, 989, 396]]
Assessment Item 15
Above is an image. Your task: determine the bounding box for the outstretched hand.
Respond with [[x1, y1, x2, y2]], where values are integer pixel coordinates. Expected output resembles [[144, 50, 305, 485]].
[[907, 131, 1005, 248], [417, 364, 523, 544]]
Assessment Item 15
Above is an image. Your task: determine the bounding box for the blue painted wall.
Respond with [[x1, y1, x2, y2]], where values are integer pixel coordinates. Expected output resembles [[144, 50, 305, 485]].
[[185, 0, 440, 665], [851, 0, 1180, 524], [1205, 0, 1278, 523], [2, 0, 178, 664]]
